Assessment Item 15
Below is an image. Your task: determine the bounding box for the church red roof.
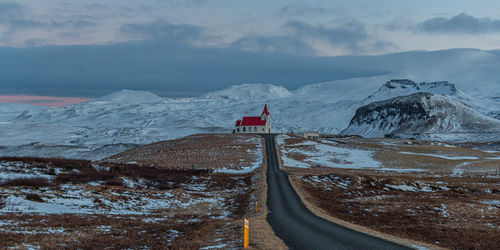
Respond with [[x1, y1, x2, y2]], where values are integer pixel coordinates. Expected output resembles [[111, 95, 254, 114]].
[[262, 104, 270, 115], [235, 120, 241, 126], [240, 116, 266, 126]]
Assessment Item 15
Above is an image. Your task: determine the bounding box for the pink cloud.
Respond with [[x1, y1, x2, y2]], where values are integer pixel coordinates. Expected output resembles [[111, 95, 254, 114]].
[[0, 95, 93, 107]]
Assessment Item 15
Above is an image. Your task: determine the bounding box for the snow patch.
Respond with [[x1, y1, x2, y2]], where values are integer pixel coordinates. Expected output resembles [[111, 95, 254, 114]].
[[399, 152, 479, 160], [278, 135, 381, 169]]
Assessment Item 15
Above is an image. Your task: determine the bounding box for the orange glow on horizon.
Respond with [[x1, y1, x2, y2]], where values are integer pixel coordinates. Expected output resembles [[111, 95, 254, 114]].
[[0, 95, 93, 107]]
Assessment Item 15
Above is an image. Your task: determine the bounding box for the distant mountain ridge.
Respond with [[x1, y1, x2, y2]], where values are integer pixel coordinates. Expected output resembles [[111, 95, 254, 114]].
[[96, 89, 165, 104], [201, 83, 292, 100], [2, 75, 500, 160]]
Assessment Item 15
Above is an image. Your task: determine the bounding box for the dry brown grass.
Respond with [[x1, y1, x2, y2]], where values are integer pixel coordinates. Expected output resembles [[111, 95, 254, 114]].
[[1, 134, 274, 249], [292, 170, 500, 250], [0, 156, 91, 170], [103, 133, 262, 171], [373, 149, 500, 172], [324, 136, 500, 173], [0, 155, 265, 249], [25, 193, 44, 202], [0, 214, 231, 249], [1, 177, 52, 187], [280, 135, 500, 174]]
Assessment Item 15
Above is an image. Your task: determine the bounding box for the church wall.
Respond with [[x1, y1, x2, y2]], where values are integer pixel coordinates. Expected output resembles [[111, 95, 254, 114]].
[[234, 125, 266, 133]]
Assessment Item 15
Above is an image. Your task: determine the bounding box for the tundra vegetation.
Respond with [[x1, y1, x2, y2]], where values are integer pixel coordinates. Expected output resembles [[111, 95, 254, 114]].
[[0, 134, 264, 249], [279, 135, 500, 249]]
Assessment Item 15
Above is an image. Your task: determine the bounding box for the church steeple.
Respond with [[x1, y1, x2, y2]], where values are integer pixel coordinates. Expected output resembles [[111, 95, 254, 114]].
[[261, 104, 270, 123], [262, 104, 270, 116]]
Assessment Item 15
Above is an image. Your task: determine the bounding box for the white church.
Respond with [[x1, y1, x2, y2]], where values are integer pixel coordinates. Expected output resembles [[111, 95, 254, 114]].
[[234, 104, 271, 133]]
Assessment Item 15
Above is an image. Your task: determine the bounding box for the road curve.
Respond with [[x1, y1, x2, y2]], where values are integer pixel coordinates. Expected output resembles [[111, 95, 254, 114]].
[[262, 134, 410, 250]]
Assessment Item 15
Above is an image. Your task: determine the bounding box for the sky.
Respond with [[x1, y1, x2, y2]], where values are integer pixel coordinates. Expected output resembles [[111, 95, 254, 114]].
[[1, 0, 500, 102], [0, 95, 91, 106]]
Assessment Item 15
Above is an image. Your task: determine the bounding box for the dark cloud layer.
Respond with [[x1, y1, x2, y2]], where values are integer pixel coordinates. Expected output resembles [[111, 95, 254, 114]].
[[279, 4, 328, 16], [0, 39, 391, 97], [0, 18, 406, 97], [230, 34, 315, 55], [232, 20, 395, 55], [286, 20, 368, 52], [418, 13, 500, 34], [1, 31, 496, 98], [0, 2, 24, 20], [0, 1, 96, 35], [6, 13, 495, 98], [119, 19, 204, 42]]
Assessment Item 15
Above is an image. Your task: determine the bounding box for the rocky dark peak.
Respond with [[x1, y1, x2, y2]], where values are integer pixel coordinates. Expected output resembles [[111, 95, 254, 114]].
[[367, 79, 460, 102], [385, 79, 417, 88], [419, 81, 458, 94], [342, 92, 500, 138], [352, 92, 433, 125]]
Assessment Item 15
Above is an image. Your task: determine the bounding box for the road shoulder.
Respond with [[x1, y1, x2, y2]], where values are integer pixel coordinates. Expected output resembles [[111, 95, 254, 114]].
[[247, 136, 288, 249]]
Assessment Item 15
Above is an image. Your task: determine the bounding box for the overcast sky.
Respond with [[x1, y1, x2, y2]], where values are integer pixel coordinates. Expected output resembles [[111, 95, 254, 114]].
[[1, 0, 500, 97]]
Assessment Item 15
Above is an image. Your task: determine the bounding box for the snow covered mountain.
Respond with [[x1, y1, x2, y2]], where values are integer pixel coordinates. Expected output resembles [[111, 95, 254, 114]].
[[341, 92, 500, 138], [1, 75, 500, 159], [201, 83, 292, 100], [362, 79, 500, 117], [0, 103, 46, 121], [364, 79, 465, 103], [96, 89, 165, 104]]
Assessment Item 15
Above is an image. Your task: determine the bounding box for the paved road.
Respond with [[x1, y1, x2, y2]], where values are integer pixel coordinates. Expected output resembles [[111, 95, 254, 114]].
[[262, 134, 410, 250]]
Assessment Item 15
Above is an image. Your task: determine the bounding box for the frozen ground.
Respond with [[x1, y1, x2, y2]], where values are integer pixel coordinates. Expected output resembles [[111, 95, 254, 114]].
[[0, 162, 231, 216], [278, 135, 500, 175], [281, 133, 500, 248], [0, 157, 260, 248], [293, 170, 500, 250], [278, 134, 411, 172]]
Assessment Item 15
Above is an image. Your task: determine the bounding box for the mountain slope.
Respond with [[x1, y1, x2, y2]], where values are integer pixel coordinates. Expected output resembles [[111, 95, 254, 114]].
[[96, 89, 165, 104], [1, 76, 500, 160], [0, 103, 46, 121], [201, 83, 292, 100], [364, 79, 466, 104], [341, 92, 500, 138]]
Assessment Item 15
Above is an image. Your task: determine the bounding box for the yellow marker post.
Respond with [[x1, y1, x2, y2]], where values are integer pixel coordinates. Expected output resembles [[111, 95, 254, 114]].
[[255, 202, 258, 213], [244, 219, 249, 248]]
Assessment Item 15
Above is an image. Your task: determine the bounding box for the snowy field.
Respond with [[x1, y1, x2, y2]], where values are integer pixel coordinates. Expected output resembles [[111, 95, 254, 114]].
[[0, 157, 260, 249], [277, 134, 417, 172], [278, 134, 500, 175]]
